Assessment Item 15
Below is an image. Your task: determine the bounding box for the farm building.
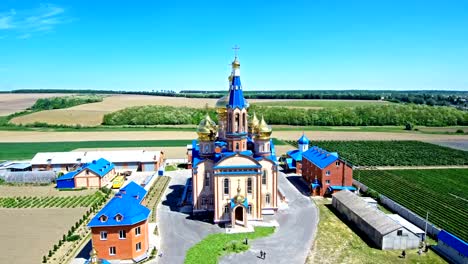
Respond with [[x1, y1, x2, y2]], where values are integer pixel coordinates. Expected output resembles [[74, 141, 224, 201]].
[[285, 133, 310, 174], [387, 214, 425, 240], [302, 146, 354, 196], [88, 181, 150, 262], [0, 170, 56, 184], [56, 158, 116, 189], [0, 161, 32, 172], [435, 230, 468, 264], [332, 190, 421, 250], [31, 150, 164, 172]]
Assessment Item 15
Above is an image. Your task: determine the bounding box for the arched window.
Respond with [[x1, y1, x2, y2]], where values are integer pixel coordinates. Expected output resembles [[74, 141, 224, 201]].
[[224, 178, 229, 194], [247, 204, 252, 214], [262, 170, 267, 185], [224, 204, 230, 214], [247, 178, 252, 194], [266, 194, 271, 204], [236, 142, 239, 150], [235, 113, 240, 133], [242, 112, 246, 131], [205, 172, 210, 187]]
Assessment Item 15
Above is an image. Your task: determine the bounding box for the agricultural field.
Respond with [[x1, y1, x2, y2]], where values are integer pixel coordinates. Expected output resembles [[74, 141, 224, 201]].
[[0, 191, 106, 208], [307, 199, 445, 264], [356, 169, 468, 242], [0, 207, 87, 264], [0, 139, 192, 160], [0, 93, 71, 116], [0, 185, 96, 197], [254, 99, 390, 108], [287, 140, 468, 166]]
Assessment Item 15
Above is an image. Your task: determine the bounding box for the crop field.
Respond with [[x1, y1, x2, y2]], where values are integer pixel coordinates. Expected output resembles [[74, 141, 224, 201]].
[[0, 139, 192, 160], [254, 99, 390, 108], [287, 140, 468, 166], [9, 94, 282, 126], [0, 207, 87, 264], [0, 191, 106, 208], [0, 93, 71, 116], [356, 169, 468, 242], [0, 185, 96, 197]]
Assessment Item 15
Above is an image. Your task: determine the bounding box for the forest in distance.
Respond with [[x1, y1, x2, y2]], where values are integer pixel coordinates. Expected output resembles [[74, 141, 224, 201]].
[[103, 104, 468, 127]]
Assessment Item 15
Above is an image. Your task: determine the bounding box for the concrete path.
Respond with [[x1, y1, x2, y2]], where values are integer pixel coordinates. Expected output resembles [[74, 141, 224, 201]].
[[219, 172, 318, 264], [155, 170, 223, 264]]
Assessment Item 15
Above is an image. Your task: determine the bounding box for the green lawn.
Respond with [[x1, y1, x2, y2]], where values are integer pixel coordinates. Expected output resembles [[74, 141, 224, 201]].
[[253, 100, 391, 108], [307, 199, 445, 264], [357, 169, 468, 242], [185, 227, 275, 264], [0, 140, 193, 160]]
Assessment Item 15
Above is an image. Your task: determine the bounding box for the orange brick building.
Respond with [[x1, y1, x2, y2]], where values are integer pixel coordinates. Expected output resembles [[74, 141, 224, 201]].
[[301, 146, 354, 196], [88, 182, 150, 262]]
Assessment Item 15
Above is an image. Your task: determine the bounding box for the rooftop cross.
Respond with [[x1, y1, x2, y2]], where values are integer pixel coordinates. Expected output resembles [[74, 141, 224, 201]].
[[232, 45, 240, 58]]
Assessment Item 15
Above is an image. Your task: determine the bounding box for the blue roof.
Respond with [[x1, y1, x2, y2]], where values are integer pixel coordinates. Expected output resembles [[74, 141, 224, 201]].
[[57, 170, 78, 180], [302, 146, 339, 169], [230, 197, 249, 209], [228, 76, 247, 109], [298, 134, 310, 145], [286, 158, 296, 169], [88, 181, 150, 228], [287, 149, 302, 162], [328, 186, 356, 191], [438, 230, 468, 256]]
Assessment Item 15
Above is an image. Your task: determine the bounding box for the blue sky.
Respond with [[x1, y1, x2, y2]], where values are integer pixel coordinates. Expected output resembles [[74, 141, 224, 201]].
[[0, 0, 467, 91]]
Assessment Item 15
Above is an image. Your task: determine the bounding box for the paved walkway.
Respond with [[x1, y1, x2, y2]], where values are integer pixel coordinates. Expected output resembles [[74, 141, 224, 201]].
[[155, 170, 223, 264], [219, 172, 318, 264]]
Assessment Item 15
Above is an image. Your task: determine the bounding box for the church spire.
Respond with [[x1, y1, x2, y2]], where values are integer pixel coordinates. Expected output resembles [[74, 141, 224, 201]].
[[228, 46, 247, 109]]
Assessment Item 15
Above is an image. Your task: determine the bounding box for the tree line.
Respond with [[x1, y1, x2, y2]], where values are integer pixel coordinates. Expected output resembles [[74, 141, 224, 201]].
[[102, 104, 467, 127]]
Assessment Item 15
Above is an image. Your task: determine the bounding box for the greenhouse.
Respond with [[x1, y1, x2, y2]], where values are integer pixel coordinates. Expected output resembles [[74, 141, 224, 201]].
[[0, 171, 56, 184]]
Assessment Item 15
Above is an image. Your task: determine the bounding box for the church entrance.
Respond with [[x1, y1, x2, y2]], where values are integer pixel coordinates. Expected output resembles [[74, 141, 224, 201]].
[[232, 206, 246, 227]]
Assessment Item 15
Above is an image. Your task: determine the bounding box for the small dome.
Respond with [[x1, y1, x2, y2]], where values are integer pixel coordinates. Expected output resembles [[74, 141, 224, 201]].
[[197, 114, 217, 141], [298, 133, 310, 145], [257, 116, 272, 140], [215, 95, 229, 109], [248, 112, 259, 128]]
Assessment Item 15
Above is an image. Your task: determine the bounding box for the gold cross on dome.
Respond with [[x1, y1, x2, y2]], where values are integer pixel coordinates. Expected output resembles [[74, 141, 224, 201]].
[[232, 45, 240, 57]]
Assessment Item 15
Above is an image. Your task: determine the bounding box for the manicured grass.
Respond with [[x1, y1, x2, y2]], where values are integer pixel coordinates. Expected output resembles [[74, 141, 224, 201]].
[[254, 100, 390, 108], [357, 169, 468, 242], [287, 140, 468, 166], [307, 199, 445, 264], [0, 140, 193, 160], [185, 227, 275, 264]]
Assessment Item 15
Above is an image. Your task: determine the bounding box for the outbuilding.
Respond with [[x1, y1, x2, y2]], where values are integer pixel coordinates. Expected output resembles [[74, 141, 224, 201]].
[[332, 190, 421, 250], [435, 230, 468, 264], [56, 158, 116, 189]]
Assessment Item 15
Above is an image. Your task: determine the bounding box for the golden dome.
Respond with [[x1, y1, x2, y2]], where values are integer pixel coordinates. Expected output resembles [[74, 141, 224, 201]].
[[234, 184, 245, 204], [215, 95, 228, 109], [257, 115, 272, 139], [232, 57, 240, 68], [197, 114, 218, 141], [248, 112, 260, 133]]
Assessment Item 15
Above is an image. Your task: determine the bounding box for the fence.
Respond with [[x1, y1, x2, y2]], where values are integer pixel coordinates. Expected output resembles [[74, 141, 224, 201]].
[[354, 180, 441, 238]]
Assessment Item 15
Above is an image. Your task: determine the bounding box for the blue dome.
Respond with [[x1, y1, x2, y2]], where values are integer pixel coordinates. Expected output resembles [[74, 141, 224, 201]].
[[297, 134, 310, 145]]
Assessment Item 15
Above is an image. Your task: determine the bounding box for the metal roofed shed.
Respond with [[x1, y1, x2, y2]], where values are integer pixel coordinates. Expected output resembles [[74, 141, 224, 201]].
[[332, 190, 421, 250], [387, 214, 425, 239]]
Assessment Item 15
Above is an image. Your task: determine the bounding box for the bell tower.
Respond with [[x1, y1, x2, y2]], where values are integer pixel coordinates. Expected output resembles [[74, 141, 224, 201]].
[[226, 48, 249, 152]]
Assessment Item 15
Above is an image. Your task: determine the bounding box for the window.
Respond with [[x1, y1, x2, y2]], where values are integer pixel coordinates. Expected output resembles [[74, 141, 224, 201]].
[[119, 230, 126, 239], [236, 142, 239, 150], [136, 242, 142, 252], [135, 226, 141, 236], [115, 214, 123, 222], [397, 230, 403, 236], [224, 205, 229, 214], [262, 170, 267, 185], [326, 170, 331, 176], [201, 197, 206, 205], [265, 194, 271, 204], [242, 113, 246, 130], [204, 144, 209, 152], [247, 178, 252, 194], [235, 113, 240, 132], [325, 180, 330, 184], [224, 178, 229, 194], [247, 204, 252, 215], [100, 215, 107, 222], [109, 247, 116, 255], [335, 161, 340, 166], [100, 231, 108, 240], [205, 172, 210, 187]]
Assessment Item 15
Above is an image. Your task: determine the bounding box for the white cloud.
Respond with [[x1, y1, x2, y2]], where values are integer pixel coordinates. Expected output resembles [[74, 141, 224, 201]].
[[0, 4, 70, 38]]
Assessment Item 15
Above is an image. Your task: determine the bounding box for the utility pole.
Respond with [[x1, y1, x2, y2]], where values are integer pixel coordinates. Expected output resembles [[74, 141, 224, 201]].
[[424, 211, 429, 242]]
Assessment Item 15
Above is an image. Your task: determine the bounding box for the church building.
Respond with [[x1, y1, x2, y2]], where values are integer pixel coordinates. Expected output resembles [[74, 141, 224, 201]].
[[190, 54, 278, 227]]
